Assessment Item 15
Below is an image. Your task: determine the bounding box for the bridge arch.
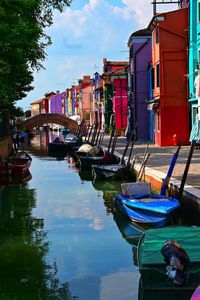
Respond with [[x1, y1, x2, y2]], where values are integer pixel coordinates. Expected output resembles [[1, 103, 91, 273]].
[[18, 113, 79, 133]]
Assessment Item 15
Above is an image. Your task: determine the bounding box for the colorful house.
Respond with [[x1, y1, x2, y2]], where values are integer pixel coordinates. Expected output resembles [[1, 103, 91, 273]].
[[110, 67, 128, 135], [188, 0, 200, 131], [78, 75, 94, 125], [148, 8, 189, 146], [92, 72, 104, 128], [102, 58, 129, 132], [49, 91, 67, 115], [128, 28, 152, 141], [30, 92, 55, 116]]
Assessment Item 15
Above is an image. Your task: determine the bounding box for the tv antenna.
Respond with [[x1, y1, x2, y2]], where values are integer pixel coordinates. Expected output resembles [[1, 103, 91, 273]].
[[151, 0, 185, 15]]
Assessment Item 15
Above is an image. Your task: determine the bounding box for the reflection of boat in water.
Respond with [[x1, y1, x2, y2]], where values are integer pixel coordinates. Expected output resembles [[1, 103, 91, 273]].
[[113, 211, 144, 247], [0, 170, 32, 186], [92, 178, 121, 192], [78, 168, 93, 181]]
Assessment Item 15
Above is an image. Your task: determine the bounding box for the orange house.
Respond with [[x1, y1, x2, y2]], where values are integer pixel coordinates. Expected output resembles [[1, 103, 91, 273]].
[[78, 76, 93, 125], [149, 8, 189, 146]]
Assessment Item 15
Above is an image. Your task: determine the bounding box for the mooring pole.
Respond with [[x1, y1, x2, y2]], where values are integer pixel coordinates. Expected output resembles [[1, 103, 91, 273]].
[[178, 140, 196, 201]]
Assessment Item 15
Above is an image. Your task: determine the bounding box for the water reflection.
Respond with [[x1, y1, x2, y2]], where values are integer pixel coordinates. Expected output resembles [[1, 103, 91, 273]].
[[0, 184, 77, 299], [0, 170, 32, 187], [113, 211, 143, 247]]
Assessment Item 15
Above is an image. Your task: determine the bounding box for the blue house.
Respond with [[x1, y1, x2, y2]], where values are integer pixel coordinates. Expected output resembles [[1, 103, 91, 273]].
[[189, 1, 200, 127]]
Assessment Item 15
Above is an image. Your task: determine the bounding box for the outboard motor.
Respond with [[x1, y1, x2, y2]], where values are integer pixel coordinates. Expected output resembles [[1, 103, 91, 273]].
[[161, 240, 190, 286]]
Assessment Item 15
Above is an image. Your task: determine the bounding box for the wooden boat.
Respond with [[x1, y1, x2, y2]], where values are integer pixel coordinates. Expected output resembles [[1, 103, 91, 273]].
[[92, 131, 135, 180], [92, 163, 132, 179], [48, 133, 82, 156], [64, 132, 82, 149], [137, 226, 200, 293], [0, 151, 32, 176], [114, 182, 180, 227], [76, 144, 105, 168]]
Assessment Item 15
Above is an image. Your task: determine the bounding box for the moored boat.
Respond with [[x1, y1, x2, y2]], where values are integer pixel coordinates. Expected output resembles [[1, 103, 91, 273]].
[[137, 226, 200, 293], [0, 151, 32, 176], [76, 144, 105, 168], [114, 182, 180, 227], [92, 131, 135, 179]]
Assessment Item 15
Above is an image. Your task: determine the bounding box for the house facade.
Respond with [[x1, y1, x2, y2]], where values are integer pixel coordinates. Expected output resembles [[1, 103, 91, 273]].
[[102, 58, 129, 132], [49, 91, 66, 115], [188, 0, 200, 128], [31, 92, 55, 117], [110, 67, 128, 135], [78, 75, 93, 125], [149, 8, 189, 146], [128, 28, 152, 141]]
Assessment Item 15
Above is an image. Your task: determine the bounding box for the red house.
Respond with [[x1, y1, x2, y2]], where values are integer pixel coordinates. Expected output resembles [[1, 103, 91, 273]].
[[102, 58, 128, 134], [149, 8, 189, 146], [110, 68, 128, 135]]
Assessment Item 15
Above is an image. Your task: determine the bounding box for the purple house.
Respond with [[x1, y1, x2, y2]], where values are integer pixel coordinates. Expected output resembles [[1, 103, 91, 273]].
[[127, 28, 152, 141], [49, 91, 67, 115]]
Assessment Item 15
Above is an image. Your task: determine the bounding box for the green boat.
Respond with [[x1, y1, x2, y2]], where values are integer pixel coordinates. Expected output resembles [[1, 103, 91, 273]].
[[137, 226, 200, 297]]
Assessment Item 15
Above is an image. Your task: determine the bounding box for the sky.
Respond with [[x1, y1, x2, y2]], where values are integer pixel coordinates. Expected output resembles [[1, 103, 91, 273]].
[[17, 0, 178, 110]]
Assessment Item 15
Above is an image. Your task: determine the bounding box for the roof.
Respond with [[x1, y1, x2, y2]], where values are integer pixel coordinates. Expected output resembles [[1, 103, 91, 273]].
[[128, 28, 151, 47], [147, 7, 188, 32], [30, 98, 45, 105], [102, 66, 128, 81], [103, 60, 128, 66]]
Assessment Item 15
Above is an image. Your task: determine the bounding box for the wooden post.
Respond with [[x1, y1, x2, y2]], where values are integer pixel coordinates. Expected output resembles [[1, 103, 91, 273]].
[[178, 140, 196, 201]]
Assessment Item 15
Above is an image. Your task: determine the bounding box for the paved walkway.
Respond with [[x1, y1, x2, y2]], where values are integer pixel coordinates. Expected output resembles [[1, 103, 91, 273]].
[[101, 134, 200, 197]]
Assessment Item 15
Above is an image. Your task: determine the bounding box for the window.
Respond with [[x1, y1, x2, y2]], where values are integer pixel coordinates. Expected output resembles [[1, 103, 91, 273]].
[[156, 63, 160, 88], [156, 25, 159, 44]]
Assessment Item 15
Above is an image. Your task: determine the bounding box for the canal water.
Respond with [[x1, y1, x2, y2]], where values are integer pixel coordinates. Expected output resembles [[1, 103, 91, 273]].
[[0, 132, 141, 300]]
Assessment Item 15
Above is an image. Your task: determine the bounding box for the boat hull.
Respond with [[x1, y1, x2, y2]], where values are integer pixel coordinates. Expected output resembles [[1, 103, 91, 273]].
[[115, 194, 180, 215], [115, 198, 168, 227], [92, 164, 131, 179], [0, 151, 32, 177]]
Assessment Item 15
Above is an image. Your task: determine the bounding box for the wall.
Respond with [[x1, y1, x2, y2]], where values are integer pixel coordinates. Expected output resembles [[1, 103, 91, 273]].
[[152, 8, 189, 146], [113, 78, 128, 133], [0, 137, 13, 160]]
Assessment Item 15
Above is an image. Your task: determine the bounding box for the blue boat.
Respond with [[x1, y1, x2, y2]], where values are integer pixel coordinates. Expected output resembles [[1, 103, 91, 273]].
[[114, 182, 180, 227]]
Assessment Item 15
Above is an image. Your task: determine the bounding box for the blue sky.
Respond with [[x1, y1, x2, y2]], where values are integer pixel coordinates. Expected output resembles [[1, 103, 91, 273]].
[[17, 0, 178, 110]]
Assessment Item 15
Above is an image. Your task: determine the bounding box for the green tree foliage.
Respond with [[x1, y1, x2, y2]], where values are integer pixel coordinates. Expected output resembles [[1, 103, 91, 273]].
[[0, 0, 72, 108]]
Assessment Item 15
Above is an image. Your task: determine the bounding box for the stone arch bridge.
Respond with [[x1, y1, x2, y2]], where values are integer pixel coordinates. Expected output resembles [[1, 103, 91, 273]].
[[18, 113, 79, 133]]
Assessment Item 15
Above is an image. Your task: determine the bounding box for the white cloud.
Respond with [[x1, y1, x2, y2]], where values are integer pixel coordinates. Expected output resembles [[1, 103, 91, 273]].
[[18, 0, 180, 109], [112, 1, 179, 27]]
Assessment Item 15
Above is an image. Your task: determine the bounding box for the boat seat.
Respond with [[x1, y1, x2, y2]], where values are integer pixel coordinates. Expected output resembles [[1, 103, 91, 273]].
[[121, 181, 151, 196]]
